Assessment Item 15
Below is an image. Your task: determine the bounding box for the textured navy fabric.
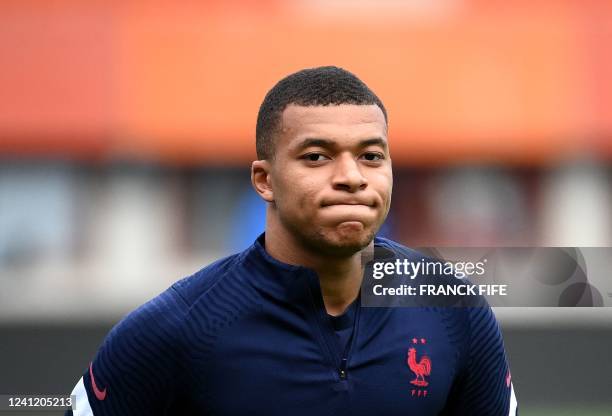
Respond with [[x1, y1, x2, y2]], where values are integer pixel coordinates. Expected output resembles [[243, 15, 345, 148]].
[[328, 299, 358, 353], [68, 234, 516, 415]]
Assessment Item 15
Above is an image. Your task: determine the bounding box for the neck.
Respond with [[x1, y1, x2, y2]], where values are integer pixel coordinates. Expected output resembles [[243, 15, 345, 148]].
[[265, 210, 371, 316]]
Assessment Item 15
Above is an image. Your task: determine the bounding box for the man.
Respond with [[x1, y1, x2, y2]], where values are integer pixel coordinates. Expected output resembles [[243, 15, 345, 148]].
[[67, 66, 518, 415]]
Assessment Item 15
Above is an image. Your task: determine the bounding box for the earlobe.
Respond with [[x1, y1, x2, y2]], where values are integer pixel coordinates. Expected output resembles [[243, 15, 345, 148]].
[[251, 160, 274, 202]]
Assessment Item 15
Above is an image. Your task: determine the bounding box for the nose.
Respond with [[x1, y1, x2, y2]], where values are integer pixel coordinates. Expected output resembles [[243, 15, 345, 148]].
[[331, 153, 368, 192]]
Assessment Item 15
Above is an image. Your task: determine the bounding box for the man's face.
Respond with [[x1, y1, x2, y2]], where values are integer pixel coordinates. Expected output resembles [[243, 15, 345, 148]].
[[267, 103, 392, 257]]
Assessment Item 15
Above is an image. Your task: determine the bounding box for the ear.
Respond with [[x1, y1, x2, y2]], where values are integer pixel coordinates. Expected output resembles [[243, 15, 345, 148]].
[[251, 160, 274, 202]]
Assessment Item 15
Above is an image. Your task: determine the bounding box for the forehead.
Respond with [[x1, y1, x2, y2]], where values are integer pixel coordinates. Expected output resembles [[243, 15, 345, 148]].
[[278, 104, 387, 146]]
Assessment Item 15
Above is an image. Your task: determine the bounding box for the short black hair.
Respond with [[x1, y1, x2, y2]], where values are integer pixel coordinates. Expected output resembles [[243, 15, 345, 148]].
[[256, 66, 387, 160]]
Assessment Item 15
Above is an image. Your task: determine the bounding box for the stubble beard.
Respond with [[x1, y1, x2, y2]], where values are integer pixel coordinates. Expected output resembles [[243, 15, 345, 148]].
[[283, 217, 380, 259]]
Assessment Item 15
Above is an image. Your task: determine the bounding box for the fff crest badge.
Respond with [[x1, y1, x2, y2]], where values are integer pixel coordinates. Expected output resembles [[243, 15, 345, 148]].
[[407, 337, 431, 397]]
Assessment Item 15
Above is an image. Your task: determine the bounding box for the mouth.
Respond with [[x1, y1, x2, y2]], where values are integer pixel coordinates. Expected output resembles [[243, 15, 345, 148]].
[[322, 204, 373, 209], [321, 200, 376, 208], [319, 202, 378, 224]]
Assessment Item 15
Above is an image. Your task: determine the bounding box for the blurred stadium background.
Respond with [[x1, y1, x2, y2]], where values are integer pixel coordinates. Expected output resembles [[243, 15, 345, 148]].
[[0, 1, 611, 415]]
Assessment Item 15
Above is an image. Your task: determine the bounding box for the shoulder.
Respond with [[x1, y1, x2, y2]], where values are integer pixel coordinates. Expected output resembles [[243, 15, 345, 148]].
[[373, 235, 500, 330], [373, 236, 429, 261], [167, 248, 262, 341], [465, 306, 504, 348], [105, 250, 249, 353], [170, 251, 246, 308], [102, 283, 190, 360]]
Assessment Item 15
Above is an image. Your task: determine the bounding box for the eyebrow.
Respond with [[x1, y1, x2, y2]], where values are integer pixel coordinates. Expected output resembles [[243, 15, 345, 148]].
[[294, 137, 388, 152]]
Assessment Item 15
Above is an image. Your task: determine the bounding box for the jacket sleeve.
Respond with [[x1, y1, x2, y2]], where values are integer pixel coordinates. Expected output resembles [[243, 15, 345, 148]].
[[65, 286, 188, 416], [442, 307, 518, 416]]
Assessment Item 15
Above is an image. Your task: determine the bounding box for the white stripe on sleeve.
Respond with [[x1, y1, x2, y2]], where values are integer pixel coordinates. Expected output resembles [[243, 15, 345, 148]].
[[508, 382, 518, 416], [71, 377, 94, 416]]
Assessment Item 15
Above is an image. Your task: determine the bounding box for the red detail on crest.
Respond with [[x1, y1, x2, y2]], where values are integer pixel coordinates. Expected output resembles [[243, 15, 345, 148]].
[[89, 362, 107, 401], [421, 338, 426, 344], [412, 338, 418, 344], [407, 347, 432, 387], [506, 371, 512, 388]]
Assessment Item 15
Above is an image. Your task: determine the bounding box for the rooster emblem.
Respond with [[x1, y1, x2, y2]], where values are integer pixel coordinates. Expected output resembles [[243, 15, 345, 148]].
[[407, 347, 431, 387]]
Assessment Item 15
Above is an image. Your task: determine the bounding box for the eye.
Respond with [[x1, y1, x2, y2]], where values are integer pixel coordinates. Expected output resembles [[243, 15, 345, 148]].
[[303, 153, 330, 162], [361, 152, 384, 162]]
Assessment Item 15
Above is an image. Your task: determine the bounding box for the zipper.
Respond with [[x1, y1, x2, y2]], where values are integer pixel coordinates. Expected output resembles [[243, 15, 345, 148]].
[[339, 358, 348, 380], [337, 300, 361, 381], [304, 269, 361, 382]]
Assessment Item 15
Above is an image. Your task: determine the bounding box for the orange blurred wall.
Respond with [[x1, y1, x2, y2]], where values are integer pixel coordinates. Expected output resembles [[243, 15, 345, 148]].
[[1, 0, 611, 165]]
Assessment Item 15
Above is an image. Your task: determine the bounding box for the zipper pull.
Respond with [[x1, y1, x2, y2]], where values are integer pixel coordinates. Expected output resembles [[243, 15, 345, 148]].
[[338, 357, 348, 380]]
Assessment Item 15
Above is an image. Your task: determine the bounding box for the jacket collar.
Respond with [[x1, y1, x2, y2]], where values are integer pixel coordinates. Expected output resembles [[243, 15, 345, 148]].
[[242, 233, 396, 300]]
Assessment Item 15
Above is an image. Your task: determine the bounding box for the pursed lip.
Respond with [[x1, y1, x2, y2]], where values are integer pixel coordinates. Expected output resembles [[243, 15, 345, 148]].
[[321, 199, 376, 208]]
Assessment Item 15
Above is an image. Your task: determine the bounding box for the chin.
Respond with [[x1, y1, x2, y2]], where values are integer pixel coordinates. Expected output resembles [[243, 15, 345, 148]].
[[312, 226, 376, 258], [282, 215, 380, 258]]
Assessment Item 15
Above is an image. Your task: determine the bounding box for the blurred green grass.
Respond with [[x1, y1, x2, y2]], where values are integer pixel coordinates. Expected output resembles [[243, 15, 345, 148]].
[[523, 406, 612, 416]]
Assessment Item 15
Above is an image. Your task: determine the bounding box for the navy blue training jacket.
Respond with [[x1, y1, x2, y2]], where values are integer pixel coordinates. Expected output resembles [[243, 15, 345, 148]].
[[67, 234, 518, 415]]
